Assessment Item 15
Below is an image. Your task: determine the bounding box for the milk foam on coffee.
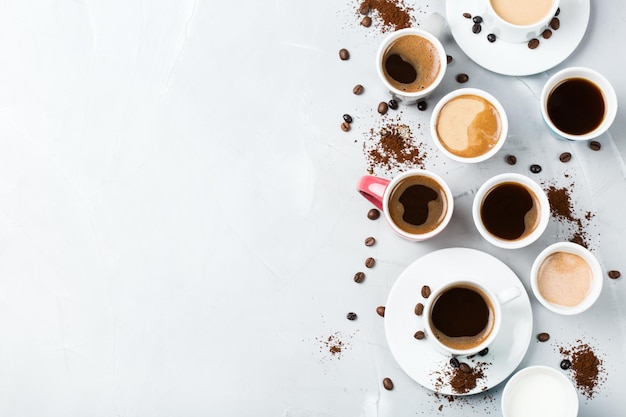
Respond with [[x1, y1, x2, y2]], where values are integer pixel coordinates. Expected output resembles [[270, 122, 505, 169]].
[[382, 35, 441, 93], [490, 0, 554, 26], [504, 371, 574, 417], [436, 94, 501, 158], [537, 252, 592, 307]]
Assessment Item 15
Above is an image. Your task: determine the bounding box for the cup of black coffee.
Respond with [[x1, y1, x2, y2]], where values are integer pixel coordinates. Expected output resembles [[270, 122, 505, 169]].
[[424, 280, 520, 356], [357, 169, 454, 242]]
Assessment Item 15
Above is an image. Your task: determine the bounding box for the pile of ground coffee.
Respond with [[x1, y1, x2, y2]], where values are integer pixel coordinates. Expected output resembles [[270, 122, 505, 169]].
[[433, 360, 488, 394], [544, 184, 595, 249], [559, 342, 605, 399], [357, 0, 414, 32], [363, 122, 428, 174]]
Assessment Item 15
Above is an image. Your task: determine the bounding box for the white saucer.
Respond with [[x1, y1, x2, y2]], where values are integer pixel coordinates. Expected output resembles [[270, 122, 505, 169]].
[[384, 248, 533, 396], [445, 0, 590, 76]]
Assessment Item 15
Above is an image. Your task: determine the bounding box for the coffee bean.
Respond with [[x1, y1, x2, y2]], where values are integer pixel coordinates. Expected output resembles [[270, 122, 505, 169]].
[[382, 377, 394, 390], [589, 141, 601, 151], [478, 347, 489, 356], [367, 208, 380, 220], [417, 101, 428, 111], [542, 29, 553, 39], [421, 285, 431, 298], [377, 101, 389, 115], [364, 236, 376, 247], [608, 270, 621, 279], [456, 73, 469, 83], [537, 332, 550, 342], [450, 357, 460, 368], [341, 122, 351, 132], [463, 12, 472, 19], [376, 306, 386, 317], [359, 2, 370, 14], [365, 257, 375, 268], [487, 33, 496, 43], [459, 363, 472, 373], [506, 154, 517, 165], [353, 84, 364, 95], [559, 152, 572, 162], [528, 38, 540, 49], [361, 16, 372, 27], [388, 99, 398, 110], [447, 55, 453, 64], [550, 17, 560, 30], [530, 164, 542, 174], [414, 302, 424, 316], [354, 271, 365, 283], [339, 48, 350, 60], [347, 312, 357, 321], [555, 7, 560, 16], [414, 330, 425, 340], [560, 359, 572, 370], [472, 23, 482, 34], [472, 16, 483, 23]]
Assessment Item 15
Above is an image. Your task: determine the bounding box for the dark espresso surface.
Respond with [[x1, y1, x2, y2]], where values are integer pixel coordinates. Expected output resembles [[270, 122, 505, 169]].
[[385, 54, 417, 84], [481, 182, 537, 240], [431, 287, 490, 338], [547, 78, 605, 135], [388, 175, 447, 235]]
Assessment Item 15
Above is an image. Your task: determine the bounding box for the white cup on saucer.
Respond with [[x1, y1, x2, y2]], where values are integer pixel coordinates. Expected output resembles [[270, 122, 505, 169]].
[[484, 0, 561, 43]]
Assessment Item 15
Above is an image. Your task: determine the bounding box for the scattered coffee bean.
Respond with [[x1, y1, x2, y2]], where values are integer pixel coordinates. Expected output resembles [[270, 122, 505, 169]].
[[550, 17, 560, 30], [353, 84, 364, 95], [347, 312, 357, 321], [542, 29, 553, 39], [559, 152, 572, 162], [487, 33, 496, 43], [608, 270, 621, 279], [589, 141, 601, 151], [382, 377, 394, 390], [361, 16, 372, 27], [377, 101, 389, 115], [364, 236, 376, 246], [459, 362, 472, 373], [555, 7, 560, 16], [479, 347, 489, 356], [421, 285, 431, 298], [343, 114, 353, 124], [450, 357, 460, 368], [447, 55, 453, 64], [537, 332, 550, 342], [456, 73, 469, 83], [365, 257, 376, 268], [417, 100, 428, 111], [560, 359, 572, 370], [339, 48, 350, 60], [414, 303, 424, 316], [354, 271, 365, 283], [359, 2, 370, 14], [388, 99, 398, 110], [341, 122, 351, 132], [463, 12, 472, 19], [414, 330, 425, 340], [528, 38, 540, 49], [473, 16, 483, 23], [530, 164, 542, 174], [367, 208, 380, 220], [472, 23, 482, 34], [506, 154, 517, 165], [376, 306, 386, 317]]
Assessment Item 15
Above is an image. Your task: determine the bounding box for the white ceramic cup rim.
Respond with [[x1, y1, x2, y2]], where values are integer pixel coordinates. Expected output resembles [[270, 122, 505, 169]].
[[376, 28, 447, 101], [472, 173, 550, 249], [381, 169, 454, 242], [540, 67, 618, 141], [530, 241, 603, 315], [430, 88, 509, 163]]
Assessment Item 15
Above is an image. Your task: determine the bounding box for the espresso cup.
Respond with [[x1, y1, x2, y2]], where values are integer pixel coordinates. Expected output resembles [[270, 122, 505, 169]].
[[484, 0, 560, 43], [376, 14, 447, 104], [541, 67, 618, 141], [530, 242, 603, 315], [424, 280, 520, 356], [430, 88, 508, 163], [472, 173, 549, 249], [357, 169, 454, 242]]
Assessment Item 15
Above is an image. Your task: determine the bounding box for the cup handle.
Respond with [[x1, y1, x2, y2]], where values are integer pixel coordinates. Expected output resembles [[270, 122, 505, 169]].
[[496, 286, 522, 305], [357, 175, 390, 211], [422, 12, 447, 40]]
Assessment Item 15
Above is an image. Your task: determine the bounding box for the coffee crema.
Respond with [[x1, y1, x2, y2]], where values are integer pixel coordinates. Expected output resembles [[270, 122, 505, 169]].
[[547, 78, 606, 136], [480, 182, 540, 241], [490, 0, 554, 26], [430, 285, 495, 351], [387, 174, 448, 235], [537, 252, 592, 307], [435, 94, 502, 158], [382, 35, 441, 93]]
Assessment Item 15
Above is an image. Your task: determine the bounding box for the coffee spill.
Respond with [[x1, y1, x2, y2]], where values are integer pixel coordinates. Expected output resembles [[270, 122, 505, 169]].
[[385, 53, 417, 84], [399, 184, 438, 226], [431, 288, 489, 337], [547, 78, 605, 135], [481, 183, 533, 240]]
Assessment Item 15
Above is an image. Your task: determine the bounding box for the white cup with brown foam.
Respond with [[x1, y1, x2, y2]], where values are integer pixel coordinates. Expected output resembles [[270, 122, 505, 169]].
[[430, 88, 508, 163], [530, 242, 603, 315], [484, 0, 561, 43]]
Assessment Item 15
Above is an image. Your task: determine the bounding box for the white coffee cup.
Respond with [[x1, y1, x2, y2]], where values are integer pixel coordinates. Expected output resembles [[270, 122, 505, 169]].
[[430, 88, 508, 163], [530, 242, 603, 315], [484, 0, 561, 43], [473, 173, 549, 249], [540, 67, 618, 141]]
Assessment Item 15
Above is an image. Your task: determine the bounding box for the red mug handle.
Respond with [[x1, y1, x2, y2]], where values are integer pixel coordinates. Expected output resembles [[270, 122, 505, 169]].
[[357, 175, 391, 211]]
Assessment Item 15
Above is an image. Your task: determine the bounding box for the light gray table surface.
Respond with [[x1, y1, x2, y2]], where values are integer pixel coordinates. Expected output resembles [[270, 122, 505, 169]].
[[1, 1, 624, 416]]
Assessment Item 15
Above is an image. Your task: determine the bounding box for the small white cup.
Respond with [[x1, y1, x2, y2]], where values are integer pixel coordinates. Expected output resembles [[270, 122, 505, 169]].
[[423, 280, 520, 357], [484, 0, 561, 43], [430, 88, 508, 163], [541, 67, 618, 141], [473, 173, 550, 249], [502, 366, 578, 417], [530, 242, 603, 315]]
